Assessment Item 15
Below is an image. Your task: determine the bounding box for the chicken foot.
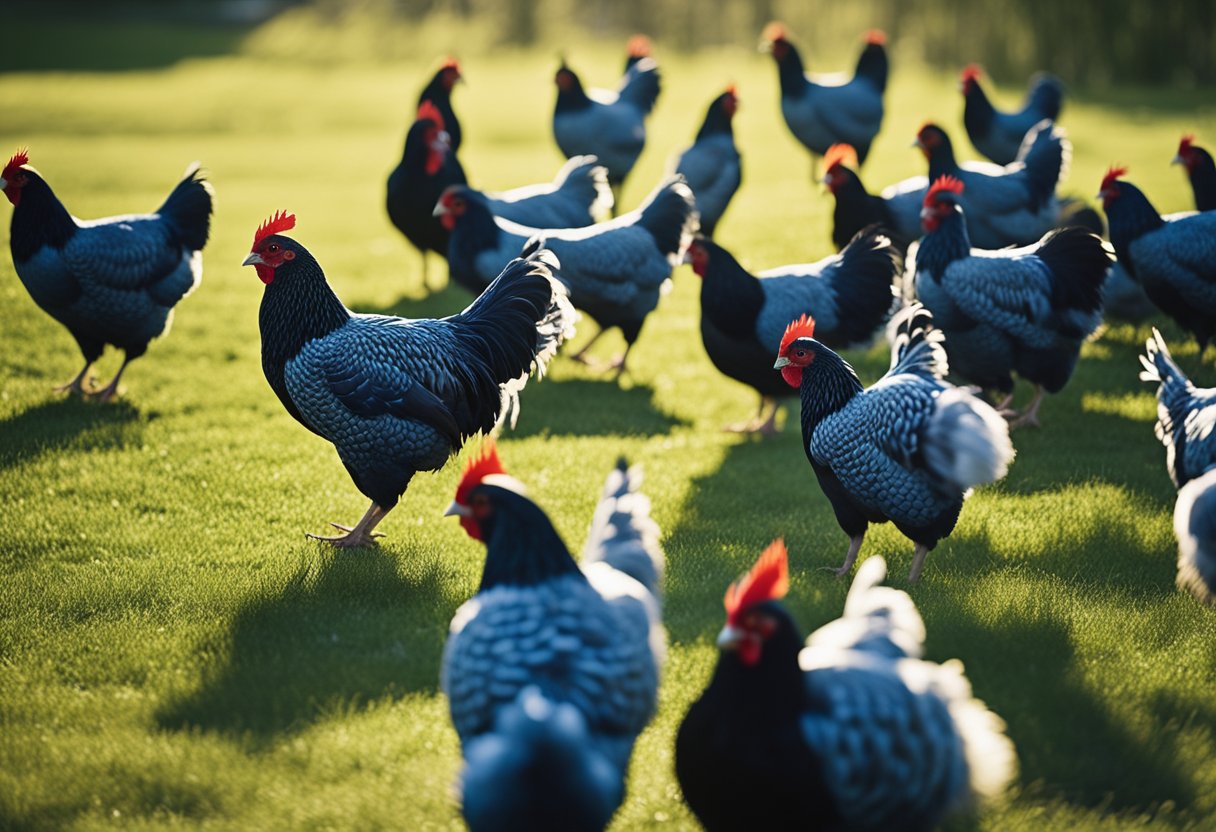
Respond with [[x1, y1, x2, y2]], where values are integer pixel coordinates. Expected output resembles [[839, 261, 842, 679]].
[[53, 362, 95, 396], [308, 502, 389, 548]]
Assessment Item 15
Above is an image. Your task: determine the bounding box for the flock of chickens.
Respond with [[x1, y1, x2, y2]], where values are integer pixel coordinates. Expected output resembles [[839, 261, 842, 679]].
[[4, 19, 1216, 831]]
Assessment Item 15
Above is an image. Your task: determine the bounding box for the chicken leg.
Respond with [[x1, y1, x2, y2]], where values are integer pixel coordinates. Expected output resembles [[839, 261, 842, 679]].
[[54, 362, 95, 396], [90, 356, 132, 404], [823, 534, 865, 577], [726, 396, 779, 436], [908, 543, 930, 583], [1007, 385, 1044, 429], [308, 502, 389, 548], [570, 325, 607, 365]]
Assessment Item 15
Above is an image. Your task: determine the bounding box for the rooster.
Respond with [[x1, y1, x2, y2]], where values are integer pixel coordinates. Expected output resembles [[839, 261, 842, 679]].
[[2, 149, 212, 401], [243, 212, 574, 547], [914, 121, 1066, 250], [676, 542, 1016, 830], [1173, 134, 1216, 212], [960, 64, 1064, 166], [670, 86, 741, 238], [775, 303, 1014, 581], [690, 227, 900, 435], [553, 42, 660, 209], [480, 156, 613, 229], [417, 57, 463, 153], [1100, 166, 1216, 352], [386, 100, 467, 289], [821, 143, 926, 251], [437, 176, 698, 375], [1140, 330, 1216, 604], [443, 443, 664, 831], [913, 176, 1110, 427], [762, 23, 887, 169]]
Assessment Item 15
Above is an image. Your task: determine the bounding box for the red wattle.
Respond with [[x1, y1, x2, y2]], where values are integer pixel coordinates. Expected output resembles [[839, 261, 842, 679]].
[[255, 264, 275, 284], [780, 365, 803, 388], [440, 213, 456, 231]]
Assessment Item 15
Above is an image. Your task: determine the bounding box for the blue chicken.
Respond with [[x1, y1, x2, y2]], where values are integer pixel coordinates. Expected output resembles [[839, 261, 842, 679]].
[[960, 64, 1064, 166], [1140, 329, 1216, 603], [913, 175, 1111, 427], [443, 444, 664, 831], [244, 212, 574, 547], [479, 155, 613, 229], [1173, 135, 1216, 213], [2, 149, 212, 401], [670, 86, 741, 238], [775, 303, 1014, 582]]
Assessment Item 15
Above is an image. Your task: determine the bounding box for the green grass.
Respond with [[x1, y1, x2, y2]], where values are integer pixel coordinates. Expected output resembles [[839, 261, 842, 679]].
[[3, 11, 1216, 831]]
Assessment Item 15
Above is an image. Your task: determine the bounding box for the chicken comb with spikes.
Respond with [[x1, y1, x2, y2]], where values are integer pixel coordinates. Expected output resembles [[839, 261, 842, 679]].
[[961, 64, 983, 83], [823, 143, 859, 172], [2, 147, 29, 180], [1179, 134, 1195, 155], [725, 83, 738, 96], [627, 34, 652, 58], [441, 56, 460, 71], [864, 29, 887, 46], [762, 21, 788, 43], [454, 439, 507, 508], [253, 210, 296, 247], [925, 175, 966, 206], [778, 314, 816, 356], [725, 539, 790, 626], [416, 100, 446, 132], [1100, 165, 1129, 192]]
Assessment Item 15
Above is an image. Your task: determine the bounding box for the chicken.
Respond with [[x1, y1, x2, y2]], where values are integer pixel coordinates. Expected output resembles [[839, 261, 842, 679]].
[[914, 120, 1067, 249], [436, 176, 698, 374], [1173, 134, 1216, 212], [417, 57, 463, 154], [690, 227, 900, 435], [676, 542, 1016, 830], [913, 175, 1111, 427], [960, 64, 1064, 166], [1140, 330, 1216, 603], [2, 149, 212, 401], [670, 86, 741, 238], [762, 23, 887, 168], [1100, 166, 1216, 352], [386, 100, 467, 289], [822, 143, 926, 251], [443, 443, 664, 832], [243, 212, 574, 547], [481, 155, 613, 229], [774, 302, 1014, 581], [553, 41, 660, 207]]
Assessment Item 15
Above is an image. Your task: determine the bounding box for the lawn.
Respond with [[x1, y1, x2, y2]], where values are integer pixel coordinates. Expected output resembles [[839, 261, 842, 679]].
[[1, 8, 1215, 831]]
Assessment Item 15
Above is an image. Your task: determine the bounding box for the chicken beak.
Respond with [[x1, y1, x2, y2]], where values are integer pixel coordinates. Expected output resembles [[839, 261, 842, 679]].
[[443, 500, 471, 518], [0, 176, 6, 190], [716, 625, 744, 650], [773, 356, 791, 369], [1171, 154, 1184, 166], [242, 252, 264, 267], [920, 206, 934, 221], [432, 201, 449, 218]]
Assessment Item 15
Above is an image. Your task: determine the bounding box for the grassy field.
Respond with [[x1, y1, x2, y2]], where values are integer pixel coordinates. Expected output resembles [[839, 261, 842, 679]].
[[2, 9, 1216, 831]]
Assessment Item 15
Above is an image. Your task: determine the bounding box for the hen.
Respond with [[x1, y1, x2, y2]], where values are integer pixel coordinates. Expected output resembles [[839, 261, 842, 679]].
[[690, 227, 900, 435], [670, 86, 741, 238], [1140, 330, 1216, 603], [437, 176, 697, 374], [443, 443, 664, 832], [243, 212, 574, 546], [775, 302, 1014, 581], [1100, 166, 1216, 352], [822, 143, 926, 251], [553, 41, 660, 208], [960, 64, 1064, 166], [1174, 134, 1216, 212], [762, 23, 887, 167], [913, 176, 1110, 427], [417, 57, 463, 154], [481, 155, 613, 229], [914, 121, 1066, 249], [676, 542, 1016, 830], [2, 149, 212, 401], [386, 100, 467, 288]]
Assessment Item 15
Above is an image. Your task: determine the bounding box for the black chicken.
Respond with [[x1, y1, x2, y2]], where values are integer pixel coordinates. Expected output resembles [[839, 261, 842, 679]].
[[417, 57, 463, 153]]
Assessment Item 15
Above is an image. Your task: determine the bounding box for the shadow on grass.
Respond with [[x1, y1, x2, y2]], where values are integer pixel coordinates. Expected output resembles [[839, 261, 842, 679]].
[[511, 377, 689, 438], [0, 397, 146, 471], [157, 544, 460, 742]]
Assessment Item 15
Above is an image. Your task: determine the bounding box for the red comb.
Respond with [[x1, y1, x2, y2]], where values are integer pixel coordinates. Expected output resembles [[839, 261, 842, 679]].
[[1179, 134, 1195, 155], [253, 210, 296, 246], [1101, 165, 1129, 191], [925, 175, 965, 206], [455, 439, 507, 507], [824, 143, 859, 172], [3, 147, 29, 180], [416, 100, 446, 132], [864, 29, 886, 46], [441, 56, 460, 71], [725, 539, 790, 626], [762, 21, 788, 42], [779, 314, 816, 356], [961, 64, 983, 83], [627, 34, 652, 58], [725, 83, 738, 97]]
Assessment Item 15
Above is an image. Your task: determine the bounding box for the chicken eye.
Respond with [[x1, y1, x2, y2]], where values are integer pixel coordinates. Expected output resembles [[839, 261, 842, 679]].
[[795, 349, 807, 358], [268, 244, 279, 253]]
